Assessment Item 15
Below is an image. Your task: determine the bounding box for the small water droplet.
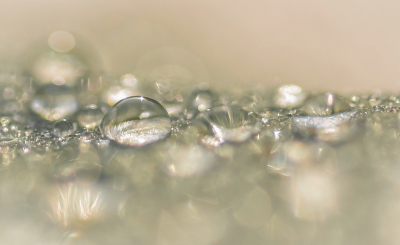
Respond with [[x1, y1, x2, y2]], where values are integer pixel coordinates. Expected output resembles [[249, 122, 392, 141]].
[[31, 84, 79, 121], [302, 93, 350, 116], [190, 89, 214, 112], [184, 89, 216, 120], [53, 120, 74, 137], [100, 96, 171, 146], [197, 105, 262, 143]]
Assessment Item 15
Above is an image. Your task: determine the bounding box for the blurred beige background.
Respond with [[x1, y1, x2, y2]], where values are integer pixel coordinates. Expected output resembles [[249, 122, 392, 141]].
[[0, 0, 399, 92]]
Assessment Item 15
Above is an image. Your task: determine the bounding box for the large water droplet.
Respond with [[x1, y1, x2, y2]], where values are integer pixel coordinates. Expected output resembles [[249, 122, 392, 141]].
[[31, 84, 79, 121], [53, 120, 75, 137], [100, 96, 171, 146], [197, 105, 262, 143]]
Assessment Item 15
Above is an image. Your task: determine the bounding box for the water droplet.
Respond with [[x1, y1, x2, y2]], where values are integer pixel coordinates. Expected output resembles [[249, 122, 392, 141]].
[[292, 93, 360, 142], [302, 93, 350, 116], [293, 110, 361, 142], [239, 91, 263, 112], [189, 89, 214, 112], [77, 104, 109, 129], [53, 120, 74, 137], [186, 89, 215, 119], [197, 105, 262, 143], [31, 84, 79, 121], [100, 96, 171, 146], [272, 84, 307, 108]]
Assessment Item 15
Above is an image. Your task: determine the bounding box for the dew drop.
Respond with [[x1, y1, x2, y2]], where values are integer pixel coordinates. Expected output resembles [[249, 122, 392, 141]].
[[189, 89, 214, 112], [197, 105, 262, 143], [302, 93, 350, 116], [293, 93, 361, 142], [100, 96, 171, 146], [185, 89, 215, 119], [53, 120, 74, 137], [31, 84, 79, 121]]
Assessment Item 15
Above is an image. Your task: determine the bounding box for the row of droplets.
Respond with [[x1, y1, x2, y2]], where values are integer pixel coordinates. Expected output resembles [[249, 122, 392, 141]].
[[0, 66, 397, 150], [26, 81, 388, 147]]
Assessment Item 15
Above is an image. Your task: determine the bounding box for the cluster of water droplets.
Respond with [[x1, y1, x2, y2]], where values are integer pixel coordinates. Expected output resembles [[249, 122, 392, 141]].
[[1, 37, 400, 244], [2, 65, 400, 244]]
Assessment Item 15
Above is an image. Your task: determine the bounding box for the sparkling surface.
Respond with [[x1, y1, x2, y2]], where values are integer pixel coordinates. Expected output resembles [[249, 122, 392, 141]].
[[100, 96, 171, 146], [0, 56, 398, 245]]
